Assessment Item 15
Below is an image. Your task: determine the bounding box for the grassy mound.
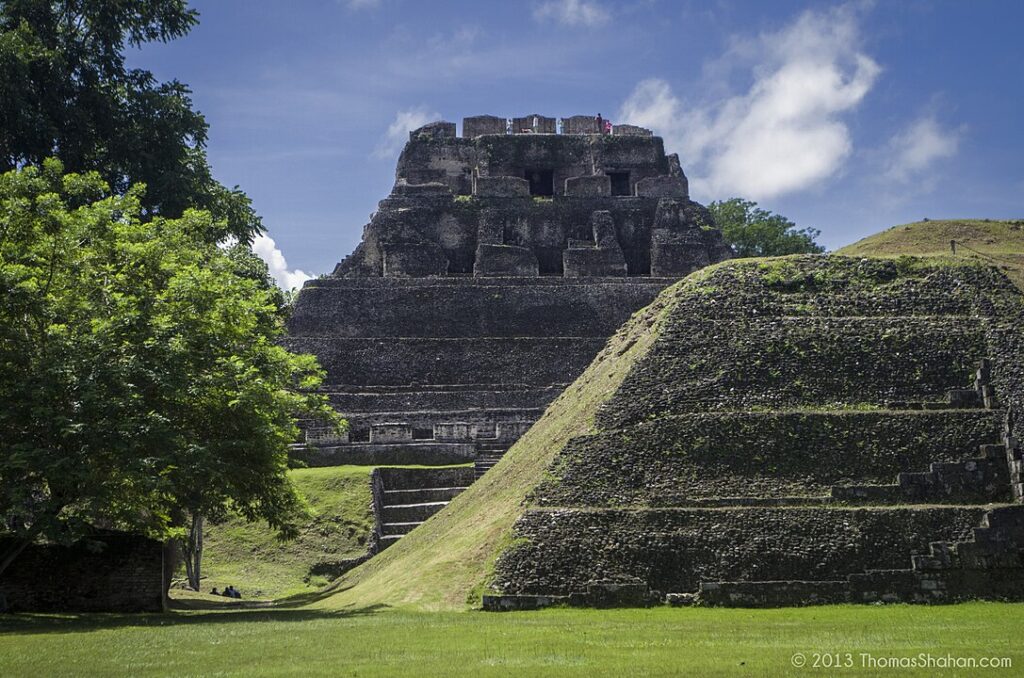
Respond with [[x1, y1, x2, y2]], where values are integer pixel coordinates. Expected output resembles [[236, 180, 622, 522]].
[[195, 466, 374, 599], [311, 285, 682, 611], [837, 219, 1024, 289]]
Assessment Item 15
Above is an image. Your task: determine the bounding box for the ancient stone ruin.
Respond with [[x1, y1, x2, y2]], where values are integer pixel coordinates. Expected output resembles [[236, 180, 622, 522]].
[[0, 532, 166, 612], [483, 257, 1024, 609], [286, 115, 731, 547]]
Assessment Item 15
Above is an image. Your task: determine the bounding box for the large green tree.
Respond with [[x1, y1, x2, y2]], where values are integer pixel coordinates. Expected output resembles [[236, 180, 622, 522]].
[[0, 161, 342, 585], [0, 0, 261, 242], [709, 198, 825, 257]]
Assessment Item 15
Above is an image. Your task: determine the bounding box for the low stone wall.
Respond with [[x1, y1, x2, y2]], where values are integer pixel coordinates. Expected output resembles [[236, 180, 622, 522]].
[[492, 506, 987, 597], [293, 441, 475, 467], [326, 385, 566, 414], [0, 534, 165, 613], [534, 410, 1004, 506], [285, 336, 606, 387], [289, 277, 675, 339]]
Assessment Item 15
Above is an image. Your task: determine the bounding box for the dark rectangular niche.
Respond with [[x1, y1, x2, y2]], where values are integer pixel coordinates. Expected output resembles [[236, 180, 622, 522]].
[[525, 169, 554, 196], [607, 171, 631, 196]]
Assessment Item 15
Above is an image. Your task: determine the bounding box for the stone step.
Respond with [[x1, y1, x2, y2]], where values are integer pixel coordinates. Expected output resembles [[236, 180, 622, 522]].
[[375, 466, 476, 490], [830, 484, 901, 502], [668, 496, 832, 508], [383, 486, 468, 503], [697, 580, 849, 607], [378, 534, 403, 549], [380, 521, 422, 536], [980, 444, 1007, 460], [381, 501, 450, 524]]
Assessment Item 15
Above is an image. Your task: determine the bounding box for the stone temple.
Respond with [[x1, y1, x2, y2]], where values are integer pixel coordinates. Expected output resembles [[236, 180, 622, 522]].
[[286, 114, 731, 548], [484, 257, 1024, 608]]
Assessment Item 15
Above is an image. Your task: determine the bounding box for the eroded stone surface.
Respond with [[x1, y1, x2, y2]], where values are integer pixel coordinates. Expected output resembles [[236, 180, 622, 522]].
[[488, 257, 1024, 608], [288, 115, 731, 468]]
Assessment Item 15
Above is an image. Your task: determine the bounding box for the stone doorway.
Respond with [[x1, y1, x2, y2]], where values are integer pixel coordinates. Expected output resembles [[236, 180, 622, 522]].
[[525, 169, 554, 196], [608, 171, 631, 196]]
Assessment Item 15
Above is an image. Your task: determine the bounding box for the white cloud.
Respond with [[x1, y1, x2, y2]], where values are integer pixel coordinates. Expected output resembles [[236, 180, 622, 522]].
[[344, 0, 381, 9], [619, 5, 880, 201], [884, 116, 961, 183], [533, 0, 610, 27], [374, 107, 442, 159], [252, 233, 313, 291]]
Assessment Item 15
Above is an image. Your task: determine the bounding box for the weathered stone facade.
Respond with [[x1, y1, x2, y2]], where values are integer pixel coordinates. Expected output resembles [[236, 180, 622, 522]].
[[0, 533, 166, 613], [287, 115, 731, 490], [484, 257, 1024, 609]]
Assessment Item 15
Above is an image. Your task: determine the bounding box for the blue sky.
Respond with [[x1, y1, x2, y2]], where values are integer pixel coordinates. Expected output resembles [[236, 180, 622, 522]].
[[128, 0, 1024, 287]]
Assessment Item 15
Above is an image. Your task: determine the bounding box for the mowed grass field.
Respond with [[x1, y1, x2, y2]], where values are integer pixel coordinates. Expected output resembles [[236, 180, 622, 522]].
[[1, 603, 1021, 677]]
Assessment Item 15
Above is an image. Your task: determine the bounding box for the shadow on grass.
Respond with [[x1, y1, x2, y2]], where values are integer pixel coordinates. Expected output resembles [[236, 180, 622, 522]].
[[0, 601, 390, 636]]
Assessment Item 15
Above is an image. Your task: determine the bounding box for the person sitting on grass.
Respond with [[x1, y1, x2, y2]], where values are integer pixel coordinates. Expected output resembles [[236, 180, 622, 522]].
[[210, 587, 219, 596]]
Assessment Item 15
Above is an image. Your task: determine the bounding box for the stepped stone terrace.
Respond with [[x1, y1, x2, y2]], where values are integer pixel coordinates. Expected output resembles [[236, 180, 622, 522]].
[[483, 257, 1024, 609], [286, 114, 732, 545]]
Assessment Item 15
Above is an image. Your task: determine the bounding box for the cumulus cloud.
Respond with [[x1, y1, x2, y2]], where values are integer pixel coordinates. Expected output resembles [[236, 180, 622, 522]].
[[619, 6, 880, 201], [252, 233, 313, 291], [533, 0, 610, 27], [884, 116, 961, 183], [374, 107, 442, 159]]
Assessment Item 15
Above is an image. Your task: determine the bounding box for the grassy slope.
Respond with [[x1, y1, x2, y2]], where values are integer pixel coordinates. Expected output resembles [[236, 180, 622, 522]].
[[311, 286, 683, 612], [194, 466, 374, 599], [838, 219, 1024, 289], [2, 604, 1021, 677]]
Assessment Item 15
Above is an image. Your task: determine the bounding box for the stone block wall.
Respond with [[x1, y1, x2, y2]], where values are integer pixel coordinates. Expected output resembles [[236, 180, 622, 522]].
[[463, 115, 507, 137], [564, 175, 611, 197], [533, 410, 1004, 507], [0, 534, 165, 612], [286, 336, 606, 387], [512, 114, 556, 134], [492, 507, 987, 597]]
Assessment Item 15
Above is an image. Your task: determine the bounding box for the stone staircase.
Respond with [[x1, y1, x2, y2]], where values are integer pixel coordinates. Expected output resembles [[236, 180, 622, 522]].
[[683, 504, 1024, 608], [475, 440, 509, 479], [831, 442, 1011, 504], [371, 467, 475, 551]]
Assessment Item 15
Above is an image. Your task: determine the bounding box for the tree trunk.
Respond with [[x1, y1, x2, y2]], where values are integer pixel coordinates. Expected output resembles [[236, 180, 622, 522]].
[[182, 513, 204, 591]]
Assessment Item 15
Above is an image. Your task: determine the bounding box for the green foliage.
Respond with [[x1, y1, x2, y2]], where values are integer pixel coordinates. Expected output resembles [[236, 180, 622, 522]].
[[709, 198, 824, 257], [0, 161, 343, 555], [0, 0, 261, 242]]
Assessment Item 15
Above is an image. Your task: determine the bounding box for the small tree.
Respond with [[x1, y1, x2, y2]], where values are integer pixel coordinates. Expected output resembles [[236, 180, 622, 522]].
[[0, 160, 343, 586], [709, 198, 824, 257]]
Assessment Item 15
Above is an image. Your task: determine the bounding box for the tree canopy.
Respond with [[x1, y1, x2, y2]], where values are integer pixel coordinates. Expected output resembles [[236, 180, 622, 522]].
[[0, 160, 341, 576], [0, 0, 261, 242], [709, 198, 825, 257]]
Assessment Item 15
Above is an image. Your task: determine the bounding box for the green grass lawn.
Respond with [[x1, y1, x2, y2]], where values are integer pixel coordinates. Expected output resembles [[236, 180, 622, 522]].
[[188, 466, 374, 599], [1, 603, 1021, 677], [837, 219, 1024, 290]]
